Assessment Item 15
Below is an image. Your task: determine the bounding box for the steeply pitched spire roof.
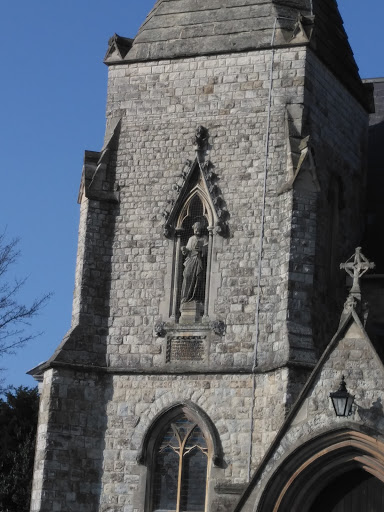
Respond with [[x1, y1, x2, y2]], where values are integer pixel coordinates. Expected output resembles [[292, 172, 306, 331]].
[[114, 0, 312, 62], [104, 0, 373, 111]]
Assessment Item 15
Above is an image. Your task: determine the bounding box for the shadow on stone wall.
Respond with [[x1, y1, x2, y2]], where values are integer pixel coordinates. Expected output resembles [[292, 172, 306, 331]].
[[357, 397, 384, 425], [364, 120, 384, 272]]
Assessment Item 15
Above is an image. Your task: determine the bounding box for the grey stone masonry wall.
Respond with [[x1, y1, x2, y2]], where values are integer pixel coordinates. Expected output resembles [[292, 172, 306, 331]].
[[97, 371, 288, 512], [364, 78, 384, 272], [367, 78, 384, 125], [48, 188, 117, 368], [300, 49, 369, 356], [30, 369, 290, 511], [103, 47, 306, 373], [362, 79, 384, 354], [30, 369, 108, 512], [95, 45, 368, 374]]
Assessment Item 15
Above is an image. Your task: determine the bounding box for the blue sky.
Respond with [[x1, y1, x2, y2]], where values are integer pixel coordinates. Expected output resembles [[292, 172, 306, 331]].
[[0, 0, 383, 389]]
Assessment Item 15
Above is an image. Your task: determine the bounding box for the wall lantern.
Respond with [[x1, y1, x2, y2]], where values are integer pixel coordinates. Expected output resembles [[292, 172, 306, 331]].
[[330, 376, 355, 417]]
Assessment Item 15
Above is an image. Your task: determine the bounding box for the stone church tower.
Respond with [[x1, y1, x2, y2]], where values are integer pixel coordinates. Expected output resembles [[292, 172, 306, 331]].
[[30, 1, 384, 511]]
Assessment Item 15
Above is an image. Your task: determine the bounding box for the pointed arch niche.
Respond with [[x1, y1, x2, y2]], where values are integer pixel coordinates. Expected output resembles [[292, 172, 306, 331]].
[[163, 157, 228, 324], [138, 403, 223, 512]]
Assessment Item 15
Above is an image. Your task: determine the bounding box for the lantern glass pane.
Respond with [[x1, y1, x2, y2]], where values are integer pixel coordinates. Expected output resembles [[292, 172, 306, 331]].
[[333, 396, 347, 416], [346, 396, 354, 416]]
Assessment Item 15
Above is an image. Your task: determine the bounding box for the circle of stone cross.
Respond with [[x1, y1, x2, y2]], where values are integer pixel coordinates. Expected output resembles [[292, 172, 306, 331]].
[[340, 247, 375, 299]]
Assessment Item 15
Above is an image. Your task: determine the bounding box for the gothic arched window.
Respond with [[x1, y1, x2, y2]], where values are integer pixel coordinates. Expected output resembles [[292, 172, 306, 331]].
[[149, 413, 209, 512]]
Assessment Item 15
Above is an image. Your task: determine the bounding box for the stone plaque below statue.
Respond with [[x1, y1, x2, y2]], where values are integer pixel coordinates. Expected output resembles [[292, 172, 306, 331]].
[[166, 336, 205, 362]]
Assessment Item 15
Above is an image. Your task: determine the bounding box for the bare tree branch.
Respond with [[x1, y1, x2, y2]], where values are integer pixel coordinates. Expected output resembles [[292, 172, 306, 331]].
[[0, 231, 51, 356], [0, 233, 19, 279]]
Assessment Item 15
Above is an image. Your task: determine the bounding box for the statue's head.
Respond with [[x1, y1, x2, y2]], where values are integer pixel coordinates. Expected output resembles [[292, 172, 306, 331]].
[[192, 222, 203, 235]]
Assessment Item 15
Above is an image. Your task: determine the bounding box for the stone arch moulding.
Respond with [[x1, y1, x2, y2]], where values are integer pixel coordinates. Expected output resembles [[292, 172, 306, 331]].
[[162, 151, 229, 323], [163, 156, 229, 240], [258, 428, 384, 512], [136, 401, 224, 468]]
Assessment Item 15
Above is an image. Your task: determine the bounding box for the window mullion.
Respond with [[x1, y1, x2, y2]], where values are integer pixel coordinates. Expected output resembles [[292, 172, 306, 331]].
[[176, 435, 187, 512]]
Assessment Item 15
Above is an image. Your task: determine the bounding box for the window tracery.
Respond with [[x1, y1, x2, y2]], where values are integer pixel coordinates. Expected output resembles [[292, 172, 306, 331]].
[[150, 414, 209, 512]]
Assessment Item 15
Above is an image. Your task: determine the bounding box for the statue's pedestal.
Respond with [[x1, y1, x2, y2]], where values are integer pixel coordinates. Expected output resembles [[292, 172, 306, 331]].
[[179, 301, 204, 324]]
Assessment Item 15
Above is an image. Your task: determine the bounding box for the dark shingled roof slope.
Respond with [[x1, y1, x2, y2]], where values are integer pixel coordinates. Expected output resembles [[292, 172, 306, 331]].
[[126, 0, 312, 61], [104, 0, 373, 110]]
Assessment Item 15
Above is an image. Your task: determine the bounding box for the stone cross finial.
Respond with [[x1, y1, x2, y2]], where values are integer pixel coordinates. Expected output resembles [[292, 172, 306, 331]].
[[340, 247, 375, 300]]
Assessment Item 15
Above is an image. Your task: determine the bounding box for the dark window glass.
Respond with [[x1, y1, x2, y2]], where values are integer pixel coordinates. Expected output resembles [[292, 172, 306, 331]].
[[173, 417, 194, 443], [151, 415, 208, 512], [185, 425, 207, 451], [152, 446, 179, 512], [180, 446, 208, 512]]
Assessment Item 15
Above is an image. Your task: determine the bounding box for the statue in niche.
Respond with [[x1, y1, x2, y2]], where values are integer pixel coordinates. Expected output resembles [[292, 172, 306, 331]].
[[180, 222, 208, 306]]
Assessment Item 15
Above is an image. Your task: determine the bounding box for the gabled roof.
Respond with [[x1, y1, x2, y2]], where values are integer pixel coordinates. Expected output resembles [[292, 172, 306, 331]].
[[104, 0, 373, 110], [233, 307, 384, 511]]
